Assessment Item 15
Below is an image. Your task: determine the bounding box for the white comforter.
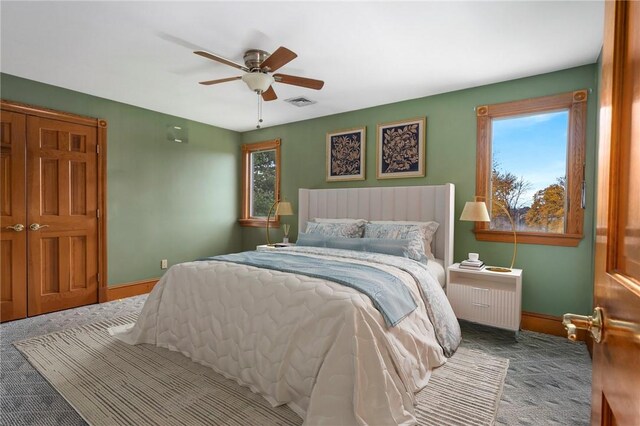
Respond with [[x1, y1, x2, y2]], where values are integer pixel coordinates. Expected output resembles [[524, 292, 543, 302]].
[[112, 249, 450, 425]]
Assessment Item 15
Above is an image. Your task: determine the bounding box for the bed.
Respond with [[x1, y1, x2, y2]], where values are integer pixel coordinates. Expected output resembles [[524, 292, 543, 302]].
[[112, 184, 460, 425]]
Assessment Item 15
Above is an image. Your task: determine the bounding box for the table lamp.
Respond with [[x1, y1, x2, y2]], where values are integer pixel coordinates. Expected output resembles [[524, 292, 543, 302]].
[[266, 199, 294, 246]]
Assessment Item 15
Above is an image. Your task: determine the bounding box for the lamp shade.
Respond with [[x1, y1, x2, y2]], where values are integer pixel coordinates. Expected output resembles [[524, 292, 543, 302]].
[[242, 73, 275, 93], [460, 201, 491, 222], [275, 201, 294, 216]]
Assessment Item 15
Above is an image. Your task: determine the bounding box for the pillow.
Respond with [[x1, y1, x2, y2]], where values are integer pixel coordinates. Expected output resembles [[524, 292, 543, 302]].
[[363, 238, 411, 258], [363, 223, 428, 262], [313, 218, 367, 224], [305, 221, 365, 238], [324, 237, 366, 251], [321, 237, 411, 258], [295, 232, 326, 247], [369, 221, 439, 259]]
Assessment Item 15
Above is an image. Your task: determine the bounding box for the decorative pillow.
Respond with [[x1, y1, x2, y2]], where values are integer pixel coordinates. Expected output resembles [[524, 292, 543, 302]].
[[313, 218, 367, 224], [363, 238, 411, 258], [305, 221, 365, 238], [324, 237, 366, 251], [295, 233, 326, 247], [369, 221, 439, 259], [363, 223, 428, 262], [319, 237, 411, 258]]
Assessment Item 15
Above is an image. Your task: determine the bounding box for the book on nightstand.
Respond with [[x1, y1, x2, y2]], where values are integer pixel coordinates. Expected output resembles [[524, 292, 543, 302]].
[[459, 259, 485, 270]]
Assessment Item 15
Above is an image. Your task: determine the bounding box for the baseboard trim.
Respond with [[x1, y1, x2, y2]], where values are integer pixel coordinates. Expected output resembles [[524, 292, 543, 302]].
[[106, 278, 160, 302], [521, 311, 588, 341]]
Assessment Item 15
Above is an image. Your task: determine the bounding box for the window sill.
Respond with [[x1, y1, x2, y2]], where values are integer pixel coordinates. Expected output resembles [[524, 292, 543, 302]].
[[238, 218, 281, 228], [474, 229, 582, 247]]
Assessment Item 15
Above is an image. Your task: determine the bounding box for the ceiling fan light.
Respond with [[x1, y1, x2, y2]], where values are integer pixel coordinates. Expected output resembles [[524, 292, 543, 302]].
[[242, 73, 274, 93]]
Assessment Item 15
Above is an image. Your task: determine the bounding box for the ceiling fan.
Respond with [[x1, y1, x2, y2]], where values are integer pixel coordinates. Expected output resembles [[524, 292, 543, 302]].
[[194, 46, 325, 101]]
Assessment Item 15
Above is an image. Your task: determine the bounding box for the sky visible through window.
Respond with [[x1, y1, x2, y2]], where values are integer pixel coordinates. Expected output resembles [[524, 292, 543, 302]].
[[492, 110, 569, 208]]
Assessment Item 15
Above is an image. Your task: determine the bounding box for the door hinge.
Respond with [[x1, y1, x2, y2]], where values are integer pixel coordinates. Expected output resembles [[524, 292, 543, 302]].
[[97, 273, 100, 283], [97, 209, 100, 219], [96, 144, 100, 154]]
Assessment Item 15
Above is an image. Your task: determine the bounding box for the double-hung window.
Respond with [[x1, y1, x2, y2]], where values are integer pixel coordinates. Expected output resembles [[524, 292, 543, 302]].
[[474, 90, 588, 246], [239, 139, 281, 227]]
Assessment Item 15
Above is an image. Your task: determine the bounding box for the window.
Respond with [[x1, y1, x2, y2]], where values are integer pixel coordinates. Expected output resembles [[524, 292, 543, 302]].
[[474, 90, 587, 246], [240, 139, 281, 227]]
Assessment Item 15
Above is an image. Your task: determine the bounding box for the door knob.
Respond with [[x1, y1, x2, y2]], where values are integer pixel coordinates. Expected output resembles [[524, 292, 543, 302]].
[[5, 224, 25, 232], [29, 223, 50, 231], [563, 307, 603, 343]]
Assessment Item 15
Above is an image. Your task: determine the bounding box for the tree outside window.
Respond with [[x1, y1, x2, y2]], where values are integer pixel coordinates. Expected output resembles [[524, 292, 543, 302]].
[[240, 139, 281, 227], [475, 91, 587, 247]]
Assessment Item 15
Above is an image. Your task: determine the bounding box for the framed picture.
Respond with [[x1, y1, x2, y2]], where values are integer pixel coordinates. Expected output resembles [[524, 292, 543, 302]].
[[376, 117, 426, 179], [326, 127, 366, 181]]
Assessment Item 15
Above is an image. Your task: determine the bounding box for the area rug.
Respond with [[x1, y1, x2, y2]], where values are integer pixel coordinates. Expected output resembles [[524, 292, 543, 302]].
[[14, 314, 508, 426]]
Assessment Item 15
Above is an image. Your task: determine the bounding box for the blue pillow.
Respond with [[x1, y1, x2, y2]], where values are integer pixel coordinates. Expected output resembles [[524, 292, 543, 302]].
[[324, 237, 367, 251], [296, 232, 326, 247], [364, 238, 411, 258]]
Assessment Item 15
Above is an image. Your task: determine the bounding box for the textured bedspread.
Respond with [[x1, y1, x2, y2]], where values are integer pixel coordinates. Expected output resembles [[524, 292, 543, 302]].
[[111, 248, 460, 425]]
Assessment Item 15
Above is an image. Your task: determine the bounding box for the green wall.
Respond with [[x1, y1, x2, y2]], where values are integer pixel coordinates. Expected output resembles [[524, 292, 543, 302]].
[[241, 64, 599, 317], [1, 73, 242, 286]]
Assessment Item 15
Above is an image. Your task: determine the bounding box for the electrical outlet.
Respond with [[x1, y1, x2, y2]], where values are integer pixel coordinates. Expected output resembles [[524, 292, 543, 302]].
[[161, 259, 168, 269]]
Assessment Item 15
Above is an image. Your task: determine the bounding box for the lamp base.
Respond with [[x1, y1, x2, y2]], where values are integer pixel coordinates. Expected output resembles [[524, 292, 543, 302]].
[[486, 266, 512, 273]]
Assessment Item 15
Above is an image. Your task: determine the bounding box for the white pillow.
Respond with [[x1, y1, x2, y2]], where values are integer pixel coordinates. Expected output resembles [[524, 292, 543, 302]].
[[369, 220, 439, 259]]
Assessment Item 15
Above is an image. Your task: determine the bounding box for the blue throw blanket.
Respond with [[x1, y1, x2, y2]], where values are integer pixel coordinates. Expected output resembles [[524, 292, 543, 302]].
[[201, 251, 417, 327]]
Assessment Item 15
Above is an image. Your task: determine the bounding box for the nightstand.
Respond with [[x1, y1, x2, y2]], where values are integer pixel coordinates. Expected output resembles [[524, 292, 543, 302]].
[[446, 263, 522, 333], [256, 244, 295, 251]]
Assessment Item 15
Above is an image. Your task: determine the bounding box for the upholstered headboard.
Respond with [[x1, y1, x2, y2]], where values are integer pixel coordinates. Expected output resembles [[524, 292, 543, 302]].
[[298, 184, 455, 268]]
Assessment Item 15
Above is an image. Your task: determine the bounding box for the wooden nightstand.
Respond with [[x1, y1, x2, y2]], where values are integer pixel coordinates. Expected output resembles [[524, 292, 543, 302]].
[[446, 263, 522, 333]]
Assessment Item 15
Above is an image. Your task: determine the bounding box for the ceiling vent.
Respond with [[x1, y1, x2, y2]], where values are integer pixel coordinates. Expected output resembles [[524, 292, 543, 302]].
[[284, 96, 317, 107]]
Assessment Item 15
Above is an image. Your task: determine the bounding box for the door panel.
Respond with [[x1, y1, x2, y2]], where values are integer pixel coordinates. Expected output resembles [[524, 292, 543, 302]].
[[0, 111, 27, 322], [592, 1, 640, 425], [27, 116, 98, 316]]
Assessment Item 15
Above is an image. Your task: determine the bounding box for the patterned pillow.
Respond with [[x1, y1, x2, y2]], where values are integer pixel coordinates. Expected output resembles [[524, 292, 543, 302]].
[[363, 223, 428, 262], [369, 221, 439, 259], [305, 221, 365, 238], [313, 218, 367, 224]]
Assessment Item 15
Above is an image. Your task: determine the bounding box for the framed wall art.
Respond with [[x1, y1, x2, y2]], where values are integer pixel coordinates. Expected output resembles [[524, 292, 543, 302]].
[[326, 127, 366, 181], [376, 117, 426, 179]]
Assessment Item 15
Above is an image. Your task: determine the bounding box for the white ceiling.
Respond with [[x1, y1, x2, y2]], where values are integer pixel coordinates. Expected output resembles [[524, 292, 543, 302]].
[[1, 1, 604, 132]]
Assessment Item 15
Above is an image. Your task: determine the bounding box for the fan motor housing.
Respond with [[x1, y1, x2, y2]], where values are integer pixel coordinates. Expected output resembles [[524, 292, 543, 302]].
[[244, 49, 270, 70]]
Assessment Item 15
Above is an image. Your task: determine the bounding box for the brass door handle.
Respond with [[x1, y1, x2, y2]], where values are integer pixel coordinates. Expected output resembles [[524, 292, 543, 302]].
[[5, 224, 25, 232], [563, 307, 603, 343], [29, 223, 50, 231]]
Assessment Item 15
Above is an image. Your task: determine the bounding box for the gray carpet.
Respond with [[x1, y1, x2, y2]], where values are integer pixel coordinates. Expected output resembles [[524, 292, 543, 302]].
[[0, 295, 592, 425]]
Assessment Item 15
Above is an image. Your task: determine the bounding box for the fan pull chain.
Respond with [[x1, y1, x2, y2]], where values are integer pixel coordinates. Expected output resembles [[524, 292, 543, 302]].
[[256, 93, 264, 129]]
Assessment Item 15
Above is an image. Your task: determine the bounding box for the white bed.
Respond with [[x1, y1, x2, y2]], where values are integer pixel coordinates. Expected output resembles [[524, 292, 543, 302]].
[[113, 184, 459, 425]]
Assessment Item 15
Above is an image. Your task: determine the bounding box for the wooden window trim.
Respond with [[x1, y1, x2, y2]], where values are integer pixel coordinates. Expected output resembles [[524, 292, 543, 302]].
[[475, 90, 588, 247], [239, 139, 281, 228]]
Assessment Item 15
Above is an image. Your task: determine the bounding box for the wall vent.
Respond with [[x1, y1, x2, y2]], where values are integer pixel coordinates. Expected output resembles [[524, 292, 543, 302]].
[[284, 96, 317, 107]]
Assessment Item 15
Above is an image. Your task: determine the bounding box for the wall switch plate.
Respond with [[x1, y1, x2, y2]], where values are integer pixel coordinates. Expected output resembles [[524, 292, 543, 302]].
[[161, 259, 168, 269]]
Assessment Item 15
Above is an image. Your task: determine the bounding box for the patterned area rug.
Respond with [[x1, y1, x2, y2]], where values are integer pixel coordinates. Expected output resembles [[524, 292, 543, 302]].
[[14, 314, 508, 426]]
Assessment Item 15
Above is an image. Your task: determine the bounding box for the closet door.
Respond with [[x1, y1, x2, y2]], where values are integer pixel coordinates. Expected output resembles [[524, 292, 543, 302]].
[[27, 116, 98, 315], [0, 111, 28, 322]]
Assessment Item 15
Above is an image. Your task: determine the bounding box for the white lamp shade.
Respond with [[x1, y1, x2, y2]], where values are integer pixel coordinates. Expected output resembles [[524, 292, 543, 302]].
[[275, 201, 294, 216], [242, 73, 275, 93], [460, 201, 491, 222]]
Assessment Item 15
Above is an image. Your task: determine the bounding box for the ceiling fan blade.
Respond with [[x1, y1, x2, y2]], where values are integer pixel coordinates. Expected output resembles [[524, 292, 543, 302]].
[[262, 86, 277, 101], [199, 76, 242, 85], [259, 46, 297, 72], [273, 73, 324, 90], [194, 50, 249, 72]]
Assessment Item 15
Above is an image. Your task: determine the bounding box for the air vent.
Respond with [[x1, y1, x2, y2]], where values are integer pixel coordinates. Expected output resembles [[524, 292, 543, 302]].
[[284, 96, 317, 107]]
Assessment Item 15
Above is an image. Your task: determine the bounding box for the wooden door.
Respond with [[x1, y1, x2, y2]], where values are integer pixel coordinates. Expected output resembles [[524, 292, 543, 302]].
[[26, 116, 99, 315], [591, 0, 640, 424], [0, 111, 28, 321]]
